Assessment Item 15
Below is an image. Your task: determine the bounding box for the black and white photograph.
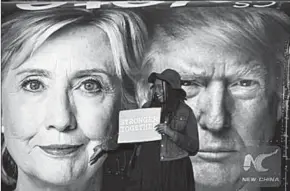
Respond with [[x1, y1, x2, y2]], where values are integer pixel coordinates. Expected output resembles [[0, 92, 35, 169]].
[[1, 1, 289, 191]]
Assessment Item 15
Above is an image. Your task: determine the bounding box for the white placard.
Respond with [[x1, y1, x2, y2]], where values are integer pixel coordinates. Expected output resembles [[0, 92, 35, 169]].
[[118, 108, 162, 143]]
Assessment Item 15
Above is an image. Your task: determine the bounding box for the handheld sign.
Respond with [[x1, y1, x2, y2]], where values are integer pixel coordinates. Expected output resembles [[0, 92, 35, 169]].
[[118, 108, 162, 143]]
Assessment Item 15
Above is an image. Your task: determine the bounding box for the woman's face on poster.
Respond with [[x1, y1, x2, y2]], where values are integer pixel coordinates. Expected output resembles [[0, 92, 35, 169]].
[[1, 26, 121, 185]]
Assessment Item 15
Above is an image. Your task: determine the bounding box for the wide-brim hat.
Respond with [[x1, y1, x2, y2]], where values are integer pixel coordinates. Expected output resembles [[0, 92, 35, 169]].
[[148, 69, 186, 96]]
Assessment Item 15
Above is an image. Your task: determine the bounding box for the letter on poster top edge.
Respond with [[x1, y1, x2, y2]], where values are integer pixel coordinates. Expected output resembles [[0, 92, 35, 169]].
[[169, 1, 190, 7], [112, 1, 165, 8], [16, 2, 67, 10], [74, 2, 103, 9], [253, 1, 276, 8]]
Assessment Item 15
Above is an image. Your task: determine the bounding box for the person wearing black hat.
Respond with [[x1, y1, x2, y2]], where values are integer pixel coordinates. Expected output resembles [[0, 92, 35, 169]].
[[127, 69, 199, 191]]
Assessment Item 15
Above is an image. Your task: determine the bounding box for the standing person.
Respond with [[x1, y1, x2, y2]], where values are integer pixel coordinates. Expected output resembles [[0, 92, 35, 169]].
[[127, 69, 199, 191], [136, 7, 289, 191], [1, 7, 146, 191]]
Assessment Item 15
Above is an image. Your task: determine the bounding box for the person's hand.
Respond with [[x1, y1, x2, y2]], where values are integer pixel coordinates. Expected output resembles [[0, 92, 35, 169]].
[[155, 123, 174, 137], [89, 144, 104, 166]]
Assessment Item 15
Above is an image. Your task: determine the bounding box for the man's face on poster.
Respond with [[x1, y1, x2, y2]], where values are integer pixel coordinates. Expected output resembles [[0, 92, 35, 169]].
[[149, 32, 281, 190]]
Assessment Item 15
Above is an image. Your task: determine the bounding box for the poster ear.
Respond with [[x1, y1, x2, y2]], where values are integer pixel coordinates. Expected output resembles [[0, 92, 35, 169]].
[[269, 90, 283, 122], [276, 97, 282, 121]]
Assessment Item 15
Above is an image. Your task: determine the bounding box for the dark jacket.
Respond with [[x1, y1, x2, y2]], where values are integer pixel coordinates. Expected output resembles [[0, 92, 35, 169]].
[[142, 100, 199, 161]]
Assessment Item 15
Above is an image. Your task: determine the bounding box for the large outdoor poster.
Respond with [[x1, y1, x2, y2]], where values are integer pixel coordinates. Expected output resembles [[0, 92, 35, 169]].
[[1, 1, 289, 191]]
